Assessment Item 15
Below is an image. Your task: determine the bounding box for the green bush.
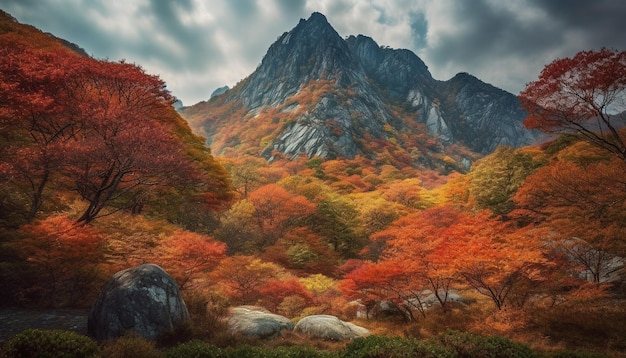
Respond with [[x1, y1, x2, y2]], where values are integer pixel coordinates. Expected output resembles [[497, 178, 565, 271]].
[[227, 345, 337, 358], [431, 330, 540, 358], [100, 334, 161, 358], [164, 340, 225, 358], [546, 351, 609, 358], [165, 341, 337, 358], [342, 335, 455, 358], [2, 329, 99, 358]]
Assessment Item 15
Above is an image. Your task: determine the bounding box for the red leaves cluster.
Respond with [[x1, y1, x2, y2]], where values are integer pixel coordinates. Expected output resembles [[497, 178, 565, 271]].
[[519, 48, 626, 162], [0, 32, 228, 223], [259, 279, 312, 312]]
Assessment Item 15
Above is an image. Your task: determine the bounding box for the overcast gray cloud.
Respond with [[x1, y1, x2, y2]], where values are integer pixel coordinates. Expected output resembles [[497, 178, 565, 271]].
[[2, 0, 625, 105]]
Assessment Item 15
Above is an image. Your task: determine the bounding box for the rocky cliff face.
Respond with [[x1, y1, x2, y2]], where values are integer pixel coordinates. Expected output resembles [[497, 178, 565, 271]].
[[181, 12, 537, 169], [225, 12, 394, 160], [437, 73, 537, 153], [236, 13, 361, 109], [345, 34, 535, 154]]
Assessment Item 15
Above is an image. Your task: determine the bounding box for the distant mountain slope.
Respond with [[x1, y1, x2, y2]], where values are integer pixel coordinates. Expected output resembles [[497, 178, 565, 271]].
[[181, 12, 538, 171]]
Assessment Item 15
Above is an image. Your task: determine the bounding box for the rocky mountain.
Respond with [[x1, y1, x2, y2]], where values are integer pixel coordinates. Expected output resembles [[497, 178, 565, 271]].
[[181, 12, 537, 170], [346, 35, 536, 153]]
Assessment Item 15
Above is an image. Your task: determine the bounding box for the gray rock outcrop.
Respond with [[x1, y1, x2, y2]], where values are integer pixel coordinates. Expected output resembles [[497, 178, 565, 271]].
[[294, 314, 369, 341], [87, 264, 189, 341], [227, 306, 294, 339], [210, 85, 229, 98], [346, 35, 537, 154]]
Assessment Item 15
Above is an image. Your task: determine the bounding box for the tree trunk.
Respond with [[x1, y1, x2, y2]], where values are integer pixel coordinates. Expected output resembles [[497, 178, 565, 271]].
[[27, 168, 49, 222]]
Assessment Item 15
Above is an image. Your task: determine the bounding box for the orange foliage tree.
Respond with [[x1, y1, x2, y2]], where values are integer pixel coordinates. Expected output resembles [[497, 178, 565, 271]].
[[344, 206, 549, 314], [210, 256, 285, 305], [152, 230, 226, 290], [519, 48, 626, 162], [513, 158, 626, 282], [360, 206, 468, 315], [258, 279, 312, 313], [379, 178, 423, 208], [247, 184, 315, 248], [340, 259, 425, 320], [451, 222, 549, 310], [12, 215, 106, 306]]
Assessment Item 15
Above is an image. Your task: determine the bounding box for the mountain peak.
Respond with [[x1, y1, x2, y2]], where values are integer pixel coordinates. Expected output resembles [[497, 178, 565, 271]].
[[181, 12, 538, 168], [291, 12, 336, 42], [307, 11, 328, 23], [294, 12, 330, 32], [234, 11, 361, 110]]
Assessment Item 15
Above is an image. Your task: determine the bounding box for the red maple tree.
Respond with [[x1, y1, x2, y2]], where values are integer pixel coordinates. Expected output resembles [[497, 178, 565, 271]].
[[519, 48, 626, 162]]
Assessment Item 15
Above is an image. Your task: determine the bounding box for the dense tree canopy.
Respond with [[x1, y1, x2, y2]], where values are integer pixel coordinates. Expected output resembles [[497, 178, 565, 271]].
[[0, 33, 231, 224], [0, 36, 83, 220]]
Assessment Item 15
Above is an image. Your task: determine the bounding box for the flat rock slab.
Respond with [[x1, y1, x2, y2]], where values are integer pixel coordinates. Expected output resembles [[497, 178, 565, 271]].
[[227, 306, 294, 339], [294, 314, 369, 341]]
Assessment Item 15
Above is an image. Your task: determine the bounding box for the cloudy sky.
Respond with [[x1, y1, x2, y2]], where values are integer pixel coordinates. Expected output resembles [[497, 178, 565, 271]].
[[2, 0, 625, 106]]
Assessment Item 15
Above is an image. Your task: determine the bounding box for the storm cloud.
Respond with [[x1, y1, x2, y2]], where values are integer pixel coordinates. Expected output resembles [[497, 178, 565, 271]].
[[2, 0, 624, 105]]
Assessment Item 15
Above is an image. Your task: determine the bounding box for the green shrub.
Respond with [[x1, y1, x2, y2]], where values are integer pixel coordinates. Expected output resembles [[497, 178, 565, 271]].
[[226, 345, 280, 358], [546, 351, 609, 358], [227, 345, 336, 358], [164, 340, 224, 358], [100, 334, 161, 358], [165, 341, 337, 358], [276, 346, 338, 358], [342, 335, 455, 358], [2, 329, 99, 358], [432, 330, 540, 358]]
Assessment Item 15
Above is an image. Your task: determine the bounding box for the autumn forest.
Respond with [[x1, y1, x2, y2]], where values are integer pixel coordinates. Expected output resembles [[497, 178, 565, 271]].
[[1, 11, 626, 358]]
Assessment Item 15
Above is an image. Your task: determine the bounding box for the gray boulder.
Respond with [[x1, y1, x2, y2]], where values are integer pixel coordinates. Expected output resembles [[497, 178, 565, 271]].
[[419, 290, 464, 308], [227, 306, 294, 339], [294, 314, 369, 341], [88, 264, 189, 341]]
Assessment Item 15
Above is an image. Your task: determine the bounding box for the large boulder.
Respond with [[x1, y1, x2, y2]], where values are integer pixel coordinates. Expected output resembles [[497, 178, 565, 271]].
[[294, 315, 369, 341], [88, 264, 189, 341], [227, 306, 294, 339]]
